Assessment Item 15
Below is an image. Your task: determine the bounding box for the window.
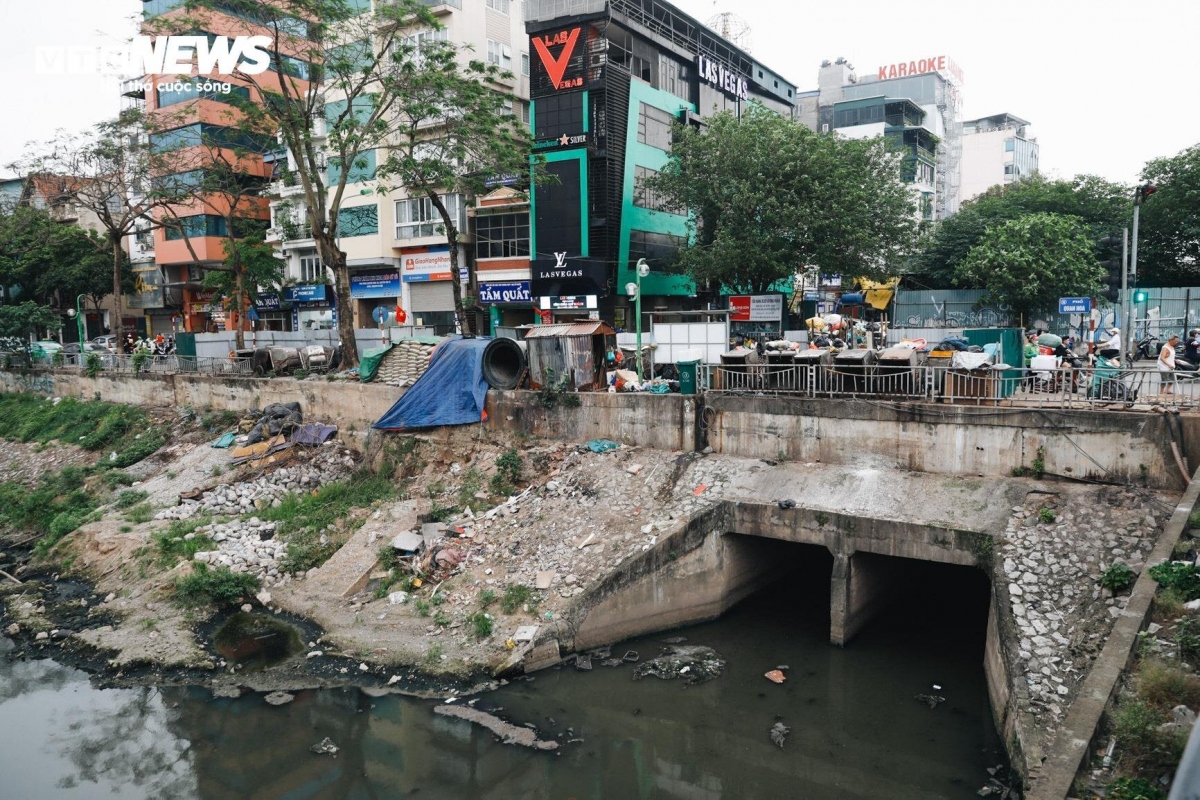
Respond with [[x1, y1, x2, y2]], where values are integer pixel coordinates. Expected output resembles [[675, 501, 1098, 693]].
[[149, 124, 276, 154], [487, 40, 512, 70], [521, 52, 530, 76], [486, 0, 510, 12], [1004, 138, 1015, 152], [401, 27, 449, 53], [637, 103, 674, 151], [395, 194, 466, 239], [475, 212, 529, 259], [519, 101, 530, 125], [299, 255, 325, 283], [337, 204, 379, 237], [633, 166, 679, 214], [629, 230, 685, 270], [157, 83, 250, 108], [534, 91, 584, 137], [1004, 164, 1015, 175], [657, 55, 689, 101], [164, 214, 228, 240]]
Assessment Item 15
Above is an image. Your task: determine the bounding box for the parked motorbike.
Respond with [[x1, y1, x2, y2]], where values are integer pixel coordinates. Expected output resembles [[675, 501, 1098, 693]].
[[1088, 354, 1138, 403], [1129, 333, 1160, 362]]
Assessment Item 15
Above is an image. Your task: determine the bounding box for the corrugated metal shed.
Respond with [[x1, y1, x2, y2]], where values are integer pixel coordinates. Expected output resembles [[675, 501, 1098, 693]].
[[521, 322, 616, 339]]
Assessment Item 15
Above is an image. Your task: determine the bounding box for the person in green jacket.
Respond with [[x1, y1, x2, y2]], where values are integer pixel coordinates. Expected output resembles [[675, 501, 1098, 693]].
[[1023, 333, 1039, 367]]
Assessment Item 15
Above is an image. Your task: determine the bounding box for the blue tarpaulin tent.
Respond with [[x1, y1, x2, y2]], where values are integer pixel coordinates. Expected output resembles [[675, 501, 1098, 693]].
[[373, 336, 491, 430]]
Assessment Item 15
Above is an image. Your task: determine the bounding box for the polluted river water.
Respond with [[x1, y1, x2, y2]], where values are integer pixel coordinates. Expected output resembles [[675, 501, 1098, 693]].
[[0, 558, 1006, 799]]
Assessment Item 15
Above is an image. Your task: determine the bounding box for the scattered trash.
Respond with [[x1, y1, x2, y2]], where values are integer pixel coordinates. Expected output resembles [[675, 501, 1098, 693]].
[[633, 646, 726, 686], [210, 432, 237, 449], [575, 654, 593, 671], [932, 683, 943, 690], [777, 499, 796, 509], [770, 720, 791, 748], [626, 463, 644, 475], [586, 439, 620, 453], [310, 737, 339, 755], [662, 636, 687, 644], [914, 693, 946, 709], [589, 646, 612, 660], [434, 705, 559, 751], [264, 691, 296, 706], [692, 484, 708, 496], [387, 591, 409, 606], [622, 650, 640, 663], [764, 669, 786, 684], [576, 533, 596, 550]]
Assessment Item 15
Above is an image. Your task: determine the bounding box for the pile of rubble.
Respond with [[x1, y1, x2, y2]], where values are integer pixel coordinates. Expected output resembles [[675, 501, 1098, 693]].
[[1000, 487, 1163, 735], [192, 517, 289, 585], [155, 447, 359, 521], [373, 340, 436, 387]]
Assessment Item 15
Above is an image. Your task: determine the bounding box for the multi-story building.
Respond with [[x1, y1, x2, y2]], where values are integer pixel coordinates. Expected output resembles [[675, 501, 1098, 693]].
[[521, 0, 799, 326], [814, 55, 964, 219], [267, 0, 532, 334], [830, 96, 938, 223], [139, 0, 300, 335], [960, 112, 1039, 202]]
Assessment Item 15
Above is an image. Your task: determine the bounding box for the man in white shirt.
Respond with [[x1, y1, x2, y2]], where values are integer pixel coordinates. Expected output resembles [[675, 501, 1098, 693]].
[[1103, 327, 1121, 353]]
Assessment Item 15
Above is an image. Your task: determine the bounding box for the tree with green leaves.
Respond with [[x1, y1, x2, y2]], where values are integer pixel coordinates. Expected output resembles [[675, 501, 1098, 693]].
[[953, 212, 1103, 323], [16, 111, 183, 353], [0, 204, 115, 309], [644, 106, 918, 294], [159, 0, 465, 366], [911, 174, 1129, 288], [0, 302, 62, 351], [376, 38, 539, 334], [1137, 143, 1200, 286], [203, 234, 284, 347]]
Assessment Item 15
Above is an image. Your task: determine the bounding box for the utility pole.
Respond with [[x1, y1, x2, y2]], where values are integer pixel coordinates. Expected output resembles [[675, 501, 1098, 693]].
[[1122, 228, 1130, 360], [1129, 183, 1156, 358]]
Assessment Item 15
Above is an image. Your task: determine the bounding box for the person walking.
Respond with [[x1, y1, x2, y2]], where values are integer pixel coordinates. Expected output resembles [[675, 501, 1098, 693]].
[[1159, 333, 1179, 397]]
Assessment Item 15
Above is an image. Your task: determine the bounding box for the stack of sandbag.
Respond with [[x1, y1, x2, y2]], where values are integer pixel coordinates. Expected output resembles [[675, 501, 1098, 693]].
[[374, 340, 437, 387]]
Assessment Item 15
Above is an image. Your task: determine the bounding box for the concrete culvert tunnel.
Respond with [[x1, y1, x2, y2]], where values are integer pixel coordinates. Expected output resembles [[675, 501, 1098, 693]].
[[481, 337, 526, 390]]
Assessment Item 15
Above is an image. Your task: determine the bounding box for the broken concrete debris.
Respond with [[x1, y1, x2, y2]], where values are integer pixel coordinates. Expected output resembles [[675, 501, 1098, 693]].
[[764, 669, 786, 684], [264, 691, 295, 706], [915, 693, 946, 709]]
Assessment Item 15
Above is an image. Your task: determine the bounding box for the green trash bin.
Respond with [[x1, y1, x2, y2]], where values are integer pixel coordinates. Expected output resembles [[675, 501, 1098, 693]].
[[677, 360, 699, 395]]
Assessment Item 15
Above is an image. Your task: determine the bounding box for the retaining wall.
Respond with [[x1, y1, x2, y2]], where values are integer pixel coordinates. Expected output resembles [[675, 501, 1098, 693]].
[[0, 370, 400, 429]]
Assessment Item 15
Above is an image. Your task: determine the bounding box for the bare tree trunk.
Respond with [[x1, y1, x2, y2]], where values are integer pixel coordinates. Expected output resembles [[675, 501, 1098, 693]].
[[431, 194, 472, 336], [315, 229, 358, 369], [111, 237, 125, 354], [234, 265, 246, 350]]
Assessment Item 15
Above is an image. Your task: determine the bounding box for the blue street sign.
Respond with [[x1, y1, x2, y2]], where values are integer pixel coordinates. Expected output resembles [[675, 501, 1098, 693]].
[[1058, 297, 1091, 314]]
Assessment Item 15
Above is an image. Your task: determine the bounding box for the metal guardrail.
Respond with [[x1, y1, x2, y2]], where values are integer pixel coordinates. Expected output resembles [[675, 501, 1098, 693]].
[[39, 353, 256, 377], [698, 363, 1200, 409]]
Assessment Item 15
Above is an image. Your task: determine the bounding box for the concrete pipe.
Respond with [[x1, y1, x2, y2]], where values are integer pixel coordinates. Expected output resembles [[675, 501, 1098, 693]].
[[482, 337, 527, 390]]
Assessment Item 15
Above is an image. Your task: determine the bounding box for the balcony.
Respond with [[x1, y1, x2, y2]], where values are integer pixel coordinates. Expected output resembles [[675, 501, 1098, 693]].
[[419, 0, 461, 13]]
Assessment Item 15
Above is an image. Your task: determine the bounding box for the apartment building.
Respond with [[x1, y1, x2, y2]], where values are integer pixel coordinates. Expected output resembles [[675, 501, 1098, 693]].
[[266, 0, 531, 334], [960, 113, 1039, 202]]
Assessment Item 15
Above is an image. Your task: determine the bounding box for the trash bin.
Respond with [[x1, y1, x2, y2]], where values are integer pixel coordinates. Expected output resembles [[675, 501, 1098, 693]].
[[677, 360, 699, 395]]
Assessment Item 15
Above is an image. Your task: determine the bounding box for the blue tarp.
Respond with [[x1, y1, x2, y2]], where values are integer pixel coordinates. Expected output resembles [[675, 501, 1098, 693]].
[[373, 337, 491, 431]]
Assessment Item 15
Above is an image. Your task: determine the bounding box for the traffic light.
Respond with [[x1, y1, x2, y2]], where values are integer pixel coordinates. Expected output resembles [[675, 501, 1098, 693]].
[[1134, 290, 1148, 303], [1136, 183, 1157, 204]]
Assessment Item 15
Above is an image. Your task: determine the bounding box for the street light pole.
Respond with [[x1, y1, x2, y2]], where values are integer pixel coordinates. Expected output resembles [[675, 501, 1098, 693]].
[[75, 294, 86, 346], [634, 258, 648, 382]]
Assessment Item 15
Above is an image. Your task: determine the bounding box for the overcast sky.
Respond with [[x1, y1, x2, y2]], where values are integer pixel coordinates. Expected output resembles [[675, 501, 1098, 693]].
[[2, 0, 1196, 184]]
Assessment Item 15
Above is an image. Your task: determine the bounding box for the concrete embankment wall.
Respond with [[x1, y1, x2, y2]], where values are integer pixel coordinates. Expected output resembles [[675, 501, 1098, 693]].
[[489, 390, 1196, 491], [0, 370, 399, 429]]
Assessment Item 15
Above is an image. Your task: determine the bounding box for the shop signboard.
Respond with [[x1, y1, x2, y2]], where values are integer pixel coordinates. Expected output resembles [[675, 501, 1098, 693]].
[[530, 254, 607, 298], [351, 269, 402, 299], [539, 294, 597, 311], [479, 281, 531, 304], [286, 284, 327, 303], [729, 294, 784, 323], [530, 27, 584, 92], [254, 292, 281, 310], [127, 265, 164, 309], [401, 247, 466, 283]]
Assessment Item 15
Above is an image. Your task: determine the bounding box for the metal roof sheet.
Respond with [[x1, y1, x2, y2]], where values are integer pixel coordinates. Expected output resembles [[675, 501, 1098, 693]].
[[521, 322, 616, 338]]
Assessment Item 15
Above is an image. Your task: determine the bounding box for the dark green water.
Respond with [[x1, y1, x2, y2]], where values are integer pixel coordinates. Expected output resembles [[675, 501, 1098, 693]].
[[0, 559, 1004, 799]]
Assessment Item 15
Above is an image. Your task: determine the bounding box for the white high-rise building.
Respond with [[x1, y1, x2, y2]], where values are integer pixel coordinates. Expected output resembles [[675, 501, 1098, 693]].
[[960, 113, 1039, 203]]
